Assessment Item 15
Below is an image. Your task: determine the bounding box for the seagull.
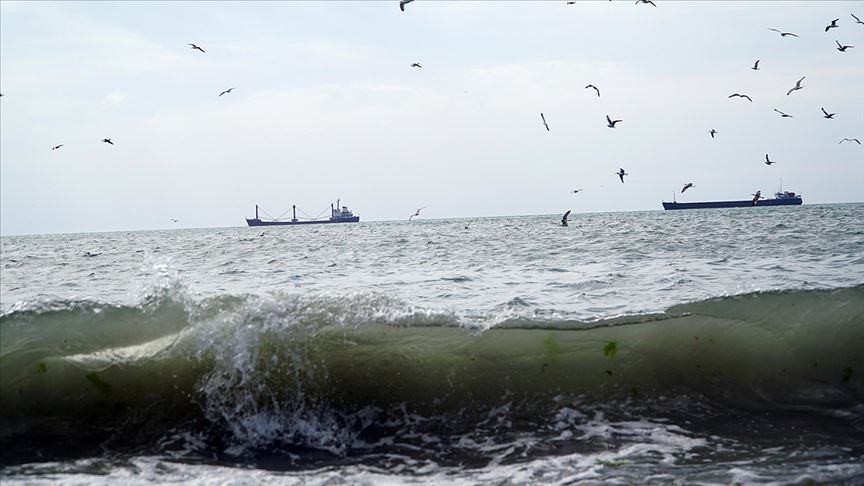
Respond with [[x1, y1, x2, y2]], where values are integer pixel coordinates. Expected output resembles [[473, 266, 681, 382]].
[[728, 93, 753, 102], [768, 28, 799, 37], [616, 168, 628, 183], [408, 207, 424, 221], [410, 63, 422, 68], [572, 188, 583, 194], [541, 112, 550, 131], [585, 84, 600, 97], [822, 107, 836, 119], [681, 183, 694, 193], [752, 190, 762, 206], [751, 60, 760, 70], [606, 115, 622, 128], [219, 88, 234, 97], [399, 0, 414, 11], [188, 43, 205, 53], [786, 76, 805, 96], [170, 219, 179, 223], [825, 19, 839, 31], [635, 0, 657, 6], [709, 129, 718, 139], [764, 154, 777, 166], [566, 1, 577, 4], [52, 144, 64, 150], [561, 210, 571, 227], [101, 138, 113, 145], [853, 13, 864, 25], [836, 40, 854, 52], [773, 108, 793, 118], [840, 138, 861, 145]]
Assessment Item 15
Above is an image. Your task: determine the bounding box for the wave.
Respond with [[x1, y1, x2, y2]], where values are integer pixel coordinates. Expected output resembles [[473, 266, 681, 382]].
[[1, 286, 863, 463]]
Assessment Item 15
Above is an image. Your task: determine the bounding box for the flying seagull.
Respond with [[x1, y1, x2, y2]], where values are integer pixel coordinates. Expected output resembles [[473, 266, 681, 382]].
[[840, 138, 861, 145], [751, 60, 760, 70], [825, 19, 839, 31], [572, 188, 584, 194], [836, 40, 854, 52], [822, 107, 836, 119], [101, 138, 113, 145], [728, 93, 753, 102], [773, 108, 793, 118], [606, 115, 622, 128], [52, 144, 64, 150], [786, 76, 805, 96], [188, 43, 205, 53], [408, 207, 424, 221], [709, 129, 718, 139], [853, 13, 864, 25], [768, 28, 799, 37], [410, 63, 422, 68], [752, 190, 762, 206], [616, 168, 628, 183], [561, 210, 571, 227], [399, 0, 414, 11], [219, 88, 234, 97], [170, 219, 179, 223], [764, 154, 777, 165], [635, 0, 657, 6], [585, 84, 600, 97], [681, 183, 694, 193], [541, 112, 550, 131]]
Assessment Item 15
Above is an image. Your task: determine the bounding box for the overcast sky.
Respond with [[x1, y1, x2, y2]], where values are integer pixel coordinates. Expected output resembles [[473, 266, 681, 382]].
[[1, 1, 862, 235]]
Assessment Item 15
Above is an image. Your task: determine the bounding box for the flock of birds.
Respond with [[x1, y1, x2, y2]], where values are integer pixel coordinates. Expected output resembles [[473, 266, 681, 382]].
[[3, 1, 861, 228], [544, 7, 861, 226]]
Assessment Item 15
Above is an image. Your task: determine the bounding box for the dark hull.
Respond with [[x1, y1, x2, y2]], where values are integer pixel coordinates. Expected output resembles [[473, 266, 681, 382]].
[[246, 217, 360, 226], [662, 198, 802, 210]]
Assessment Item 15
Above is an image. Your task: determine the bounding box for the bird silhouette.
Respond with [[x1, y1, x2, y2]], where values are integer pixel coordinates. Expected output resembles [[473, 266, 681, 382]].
[[561, 210, 571, 226], [786, 76, 805, 96], [52, 144, 64, 150], [585, 84, 600, 97], [768, 28, 799, 37], [101, 138, 113, 145], [572, 188, 584, 194], [188, 43, 205, 53], [408, 207, 424, 221], [681, 183, 694, 193], [825, 19, 840, 31], [836, 40, 854, 52], [751, 60, 760, 70], [219, 88, 234, 97], [410, 63, 422, 68], [399, 0, 414, 11], [773, 108, 793, 118], [764, 154, 777, 166], [616, 168, 628, 183], [606, 115, 622, 128], [853, 13, 864, 25], [709, 129, 718, 139], [635, 0, 656, 6], [840, 138, 861, 145], [822, 107, 836, 119], [729, 93, 753, 102], [541, 113, 550, 131]]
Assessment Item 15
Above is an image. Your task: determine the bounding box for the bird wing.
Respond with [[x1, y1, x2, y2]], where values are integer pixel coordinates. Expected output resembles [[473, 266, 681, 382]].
[[606, 115, 613, 124], [768, 28, 781, 33], [856, 139, 862, 145], [853, 13, 862, 23], [786, 32, 799, 37], [743, 95, 752, 102], [786, 87, 794, 96]]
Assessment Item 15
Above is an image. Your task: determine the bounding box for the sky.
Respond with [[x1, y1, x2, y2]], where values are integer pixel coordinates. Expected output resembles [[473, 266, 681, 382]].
[[0, 0, 862, 235]]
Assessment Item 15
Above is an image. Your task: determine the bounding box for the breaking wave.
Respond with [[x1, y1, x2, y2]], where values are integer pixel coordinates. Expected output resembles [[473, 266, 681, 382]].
[[2, 285, 863, 466]]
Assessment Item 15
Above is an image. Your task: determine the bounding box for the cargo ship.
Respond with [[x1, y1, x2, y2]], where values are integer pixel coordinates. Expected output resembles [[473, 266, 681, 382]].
[[246, 200, 360, 226], [662, 190, 802, 210]]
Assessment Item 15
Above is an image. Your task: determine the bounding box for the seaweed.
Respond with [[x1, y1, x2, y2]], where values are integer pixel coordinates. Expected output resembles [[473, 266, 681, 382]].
[[36, 362, 47, 374], [603, 341, 618, 359]]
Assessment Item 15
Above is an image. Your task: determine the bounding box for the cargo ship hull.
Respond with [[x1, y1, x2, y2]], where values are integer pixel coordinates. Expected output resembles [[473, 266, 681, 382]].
[[663, 191, 802, 210], [246, 216, 359, 226]]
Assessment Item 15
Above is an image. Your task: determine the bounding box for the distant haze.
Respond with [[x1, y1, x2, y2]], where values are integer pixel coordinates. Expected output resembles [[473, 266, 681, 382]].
[[1, 1, 862, 235]]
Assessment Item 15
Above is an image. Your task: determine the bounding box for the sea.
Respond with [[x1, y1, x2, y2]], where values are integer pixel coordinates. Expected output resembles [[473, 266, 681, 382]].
[[1, 204, 863, 485]]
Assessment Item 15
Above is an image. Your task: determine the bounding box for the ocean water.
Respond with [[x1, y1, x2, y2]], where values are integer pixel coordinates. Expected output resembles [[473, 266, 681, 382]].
[[1, 204, 863, 485]]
